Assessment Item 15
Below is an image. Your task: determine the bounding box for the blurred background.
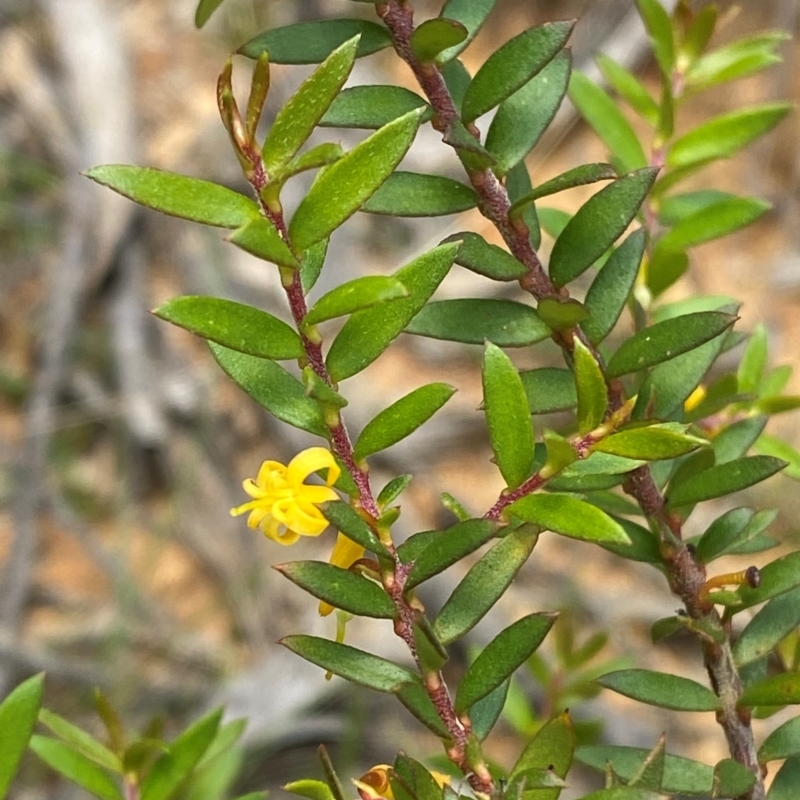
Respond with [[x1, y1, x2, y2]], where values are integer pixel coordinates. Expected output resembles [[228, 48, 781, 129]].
[[1, 0, 800, 797]]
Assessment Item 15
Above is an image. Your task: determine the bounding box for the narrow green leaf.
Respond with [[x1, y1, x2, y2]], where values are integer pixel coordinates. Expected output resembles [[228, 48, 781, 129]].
[[433, 526, 538, 645], [319, 502, 389, 558], [520, 368, 577, 414], [568, 71, 648, 173], [456, 613, 556, 712], [509, 494, 630, 545], [737, 552, 800, 611], [713, 759, 756, 800], [738, 673, 800, 708], [712, 416, 766, 464], [394, 682, 450, 738], [154, 297, 302, 360], [485, 50, 572, 176], [599, 669, 720, 711], [646, 246, 688, 297], [768, 757, 800, 800], [403, 519, 499, 591], [596, 54, 659, 125], [228, 217, 300, 269], [289, 108, 424, 250], [30, 736, 123, 800], [405, 299, 550, 347], [354, 383, 455, 461], [84, 166, 258, 229], [514, 164, 617, 211], [281, 635, 414, 692], [440, 58, 471, 115], [326, 242, 457, 381], [262, 37, 358, 172], [759, 716, 800, 763], [573, 337, 607, 435], [583, 229, 645, 344], [635, 0, 675, 76], [667, 103, 792, 169], [38, 709, 121, 773], [276, 561, 395, 618], [195, 0, 225, 28], [657, 190, 734, 225], [0, 673, 44, 798], [577, 790, 666, 800], [274, 143, 344, 185], [285, 780, 336, 800], [549, 169, 657, 287], [239, 19, 392, 64], [377, 475, 413, 509], [392, 754, 444, 800], [436, 0, 497, 63], [738, 323, 768, 393], [410, 18, 468, 62], [536, 298, 589, 331], [510, 712, 574, 800], [320, 86, 429, 129], [696, 507, 755, 564], [593, 423, 706, 461], [141, 709, 222, 800], [462, 21, 574, 122], [667, 455, 786, 508], [304, 277, 408, 327], [734, 587, 800, 667], [470, 678, 511, 741], [300, 239, 328, 294], [361, 172, 478, 216], [598, 517, 660, 564], [448, 232, 527, 281], [210, 344, 327, 437], [507, 160, 542, 249], [606, 311, 736, 378], [483, 342, 534, 488]]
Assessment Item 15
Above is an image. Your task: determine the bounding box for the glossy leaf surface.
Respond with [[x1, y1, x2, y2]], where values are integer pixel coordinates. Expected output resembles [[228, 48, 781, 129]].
[[85, 166, 258, 228], [304, 277, 408, 327], [598, 669, 720, 711], [320, 86, 429, 129], [290, 109, 423, 250], [593, 424, 706, 461], [361, 172, 478, 216], [354, 383, 456, 461]]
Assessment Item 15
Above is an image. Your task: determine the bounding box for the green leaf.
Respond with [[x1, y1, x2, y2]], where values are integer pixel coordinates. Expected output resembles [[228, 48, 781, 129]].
[[738, 323, 768, 393], [195, 0, 225, 28], [303, 367, 348, 411], [274, 143, 344, 184], [403, 519, 499, 591], [354, 383, 455, 461], [737, 552, 800, 611], [154, 297, 302, 360], [326, 242, 457, 381], [461, 21, 574, 122], [391, 754, 444, 800], [304, 277, 408, 327], [30, 736, 123, 800], [513, 163, 617, 211], [239, 19, 392, 64], [141, 709, 222, 800], [593, 423, 706, 461], [606, 311, 736, 378], [485, 51, 572, 176], [520, 368, 577, 414], [598, 517, 660, 564], [433, 526, 538, 645], [538, 207, 572, 239], [470, 678, 511, 741], [38, 709, 121, 773], [696, 507, 755, 563], [394, 682, 450, 739], [509, 494, 630, 545], [712, 759, 756, 799], [276, 560, 395, 618], [361, 172, 478, 216], [712, 416, 766, 464], [440, 58, 471, 115], [583, 229, 645, 344], [483, 342, 535, 488], [262, 37, 358, 173], [738, 673, 800, 708], [289, 108, 424, 250], [377, 474, 412, 509], [573, 337, 607, 435], [281, 635, 414, 691], [734, 587, 800, 667], [758, 715, 800, 762], [510, 712, 574, 800], [536, 298, 589, 331], [228, 217, 300, 269], [319, 502, 390, 558], [598, 669, 720, 711], [456, 613, 556, 712], [667, 455, 786, 508], [300, 239, 328, 293], [575, 791, 666, 800], [284, 780, 336, 800], [667, 103, 792, 169], [410, 18, 468, 62], [405, 299, 550, 347], [443, 120, 496, 169], [646, 246, 688, 297], [320, 86, 429, 129], [0, 673, 44, 798], [656, 197, 770, 251], [549, 169, 657, 287], [568, 71, 648, 173], [635, 0, 675, 76], [768, 758, 800, 800], [657, 190, 734, 225], [507, 161, 542, 250], [596, 54, 659, 125], [84, 166, 258, 229], [210, 344, 327, 437], [436, 0, 497, 63], [682, 4, 717, 61], [448, 232, 527, 281], [577, 745, 714, 795]]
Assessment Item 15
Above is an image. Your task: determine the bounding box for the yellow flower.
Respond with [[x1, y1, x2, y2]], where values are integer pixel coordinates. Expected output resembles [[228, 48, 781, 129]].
[[355, 765, 451, 800], [230, 447, 340, 545], [319, 532, 366, 616], [684, 384, 707, 413]]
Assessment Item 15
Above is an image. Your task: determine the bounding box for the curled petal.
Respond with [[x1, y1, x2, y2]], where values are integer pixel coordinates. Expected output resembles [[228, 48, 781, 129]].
[[286, 446, 341, 487]]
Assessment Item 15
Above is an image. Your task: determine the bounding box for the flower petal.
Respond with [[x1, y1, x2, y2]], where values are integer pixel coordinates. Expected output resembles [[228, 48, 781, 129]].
[[287, 446, 341, 487]]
